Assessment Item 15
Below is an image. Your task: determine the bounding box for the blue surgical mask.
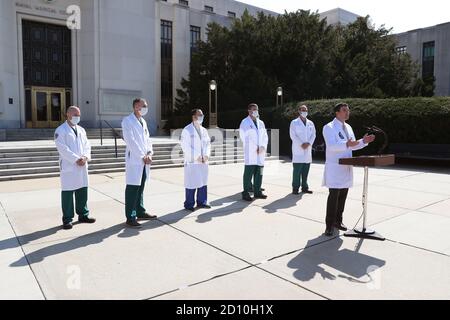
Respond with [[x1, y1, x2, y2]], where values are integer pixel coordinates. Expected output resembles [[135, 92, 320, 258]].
[[252, 111, 259, 118], [300, 112, 308, 118]]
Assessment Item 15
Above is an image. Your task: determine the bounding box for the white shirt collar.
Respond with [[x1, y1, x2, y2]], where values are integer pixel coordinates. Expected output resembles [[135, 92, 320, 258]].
[[333, 117, 346, 128]]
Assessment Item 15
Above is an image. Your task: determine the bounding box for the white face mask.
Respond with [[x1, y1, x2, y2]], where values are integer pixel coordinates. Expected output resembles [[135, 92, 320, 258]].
[[252, 111, 259, 119], [139, 107, 148, 117], [196, 116, 204, 125], [70, 116, 80, 125], [300, 112, 308, 118]]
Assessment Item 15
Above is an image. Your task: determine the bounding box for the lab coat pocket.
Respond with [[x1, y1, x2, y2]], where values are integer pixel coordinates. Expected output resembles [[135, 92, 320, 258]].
[[129, 152, 144, 165], [60, 159, 74, 173]]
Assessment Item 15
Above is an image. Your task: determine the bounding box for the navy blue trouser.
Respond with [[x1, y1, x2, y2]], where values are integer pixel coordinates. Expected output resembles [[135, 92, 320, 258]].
[[184, 186, 208, 209]]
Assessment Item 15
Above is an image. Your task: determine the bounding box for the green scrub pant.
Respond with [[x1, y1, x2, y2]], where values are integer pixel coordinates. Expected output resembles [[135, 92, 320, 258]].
[[292, 163, 311, 191], [61, 187, 89, 224], [243, 165, 263, 196], [125, 168, 147, 221]]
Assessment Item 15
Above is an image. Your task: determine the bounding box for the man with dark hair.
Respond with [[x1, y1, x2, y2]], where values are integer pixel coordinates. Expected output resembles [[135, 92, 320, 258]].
[[290, 104, 316, 195], [121, 98, 157, 228], [181, 109, 211, 211], [239, 103, 269, 201], [322, 103, 376, 236]]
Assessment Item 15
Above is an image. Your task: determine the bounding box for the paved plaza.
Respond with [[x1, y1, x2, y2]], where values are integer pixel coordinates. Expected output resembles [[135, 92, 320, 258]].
[[0, 160, 449, 300]]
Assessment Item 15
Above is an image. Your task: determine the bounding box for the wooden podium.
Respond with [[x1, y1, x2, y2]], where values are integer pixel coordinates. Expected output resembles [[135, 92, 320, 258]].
[[339, 155, 396, 241]]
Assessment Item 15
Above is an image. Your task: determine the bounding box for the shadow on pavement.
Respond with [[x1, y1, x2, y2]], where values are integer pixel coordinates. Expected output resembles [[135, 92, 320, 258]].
[[0, 226, 62, 251], [287, 237, 386, 282], [262, 193, 304, 214]]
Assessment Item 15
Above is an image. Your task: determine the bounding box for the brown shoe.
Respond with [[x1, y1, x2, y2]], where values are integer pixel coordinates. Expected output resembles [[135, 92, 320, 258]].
[[137, 213, 158, 221], [126, 220, 142, 228], [254, 193, 268, 199], [78, 216, 96, 224], [63, 222, 73, 230]]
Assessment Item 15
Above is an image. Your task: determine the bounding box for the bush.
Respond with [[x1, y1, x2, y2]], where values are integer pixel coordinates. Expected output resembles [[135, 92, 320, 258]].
[[164, 107, 277, 132], [273, 97, 450, 157], [164, 98, 450, 158]]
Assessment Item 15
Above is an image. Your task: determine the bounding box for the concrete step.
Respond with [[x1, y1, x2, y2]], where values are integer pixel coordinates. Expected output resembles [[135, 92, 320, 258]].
[[0, 154, 248, 176], [0, 157, 278, 182], [0, 151, 246, 169], [5, 128, 123, 141], [0, 142, 179, 152], [0, 143, 241, 158], [0, 147, 244, 161], [0, 141, 238, 153]]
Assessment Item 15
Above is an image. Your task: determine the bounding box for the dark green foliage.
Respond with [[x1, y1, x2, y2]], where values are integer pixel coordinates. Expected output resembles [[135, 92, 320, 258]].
[[173, 10, 425, 118], [274, 97, 450, 156]]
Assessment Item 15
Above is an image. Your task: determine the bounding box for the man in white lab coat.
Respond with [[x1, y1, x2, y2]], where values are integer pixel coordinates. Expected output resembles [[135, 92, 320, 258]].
[[290, 104, 316, 195], [239, 103, 269, 201], [322, 103, 375, 236], [122, 98, 157, 228], [181, 109, 212, 211], [54, 106, 96, 230]]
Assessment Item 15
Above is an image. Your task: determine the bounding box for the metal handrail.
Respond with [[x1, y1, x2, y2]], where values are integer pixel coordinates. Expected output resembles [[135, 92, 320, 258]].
[[100, 120, 123, 158]]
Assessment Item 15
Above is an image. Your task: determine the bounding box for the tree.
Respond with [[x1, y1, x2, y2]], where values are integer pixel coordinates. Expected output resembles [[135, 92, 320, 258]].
[[330, 17, 418, 98], [174, 11, 420, 115]]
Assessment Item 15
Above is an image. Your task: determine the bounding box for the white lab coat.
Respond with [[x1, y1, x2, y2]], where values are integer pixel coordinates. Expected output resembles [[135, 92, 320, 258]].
[[122, 113, 153, 186], [290, 117, 316, 164], [322, 118, 368, 189], [54, 122, 91, 191], [239, 116, 269, 166], [181, 123, 211, 190]]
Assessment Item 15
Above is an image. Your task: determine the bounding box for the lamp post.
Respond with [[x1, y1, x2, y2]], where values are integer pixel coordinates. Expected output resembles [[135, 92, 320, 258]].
[[276, 86, 283, 108], [209, 80, 218, 128]]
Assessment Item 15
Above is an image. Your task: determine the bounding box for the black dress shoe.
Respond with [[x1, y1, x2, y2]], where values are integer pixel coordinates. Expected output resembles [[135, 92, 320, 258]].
[[242, 194, 254, 202], [63, 223, 73, 230], [78, 216, 96, 224], [197, 204, 212, 209], [292, 188, 300, 195], [302, 189, 313, 194], [126, 220, 142, 228], [137, 213, 158, 221], [324, 228, 334, 237], [335, 223, 348, 232], [185, 207, 196, 212], [254, 193, 268, 199]]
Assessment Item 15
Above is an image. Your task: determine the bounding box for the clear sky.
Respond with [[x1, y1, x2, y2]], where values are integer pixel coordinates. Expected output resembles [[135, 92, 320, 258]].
[[238, 0, 450, 33]]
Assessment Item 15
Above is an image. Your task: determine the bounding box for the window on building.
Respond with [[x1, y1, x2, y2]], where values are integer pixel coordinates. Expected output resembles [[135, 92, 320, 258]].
[[190, 26, 201, 57], [422, 41, 435, 79], [204, 5, 214, 13], [396, 46, 407, 55], [179, 0, 188, 6], [228, 11, 236, 18], [161, 20, 173, 120]]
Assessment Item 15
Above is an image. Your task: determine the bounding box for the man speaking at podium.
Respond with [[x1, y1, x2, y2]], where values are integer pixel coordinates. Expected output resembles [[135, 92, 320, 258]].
[[322, 103, 376, 237]]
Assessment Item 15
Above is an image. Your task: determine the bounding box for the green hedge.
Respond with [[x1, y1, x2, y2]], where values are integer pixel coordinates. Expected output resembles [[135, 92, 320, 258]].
[[165, 98, 450, 158], [272, 97, 450, 156]]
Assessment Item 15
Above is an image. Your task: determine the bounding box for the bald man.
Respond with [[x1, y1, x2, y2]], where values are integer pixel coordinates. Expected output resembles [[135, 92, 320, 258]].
[[54, 106, 96, 230]]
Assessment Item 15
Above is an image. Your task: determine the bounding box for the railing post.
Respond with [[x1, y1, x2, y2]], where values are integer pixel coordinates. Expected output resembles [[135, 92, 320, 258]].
[[100, 120, 103, 146], [114, 135, 118, 158], [234, 134, 237, 163]]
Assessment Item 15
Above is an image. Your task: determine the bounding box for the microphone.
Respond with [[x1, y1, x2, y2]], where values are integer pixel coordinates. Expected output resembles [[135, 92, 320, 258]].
[[364, 125, 389, 155]]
